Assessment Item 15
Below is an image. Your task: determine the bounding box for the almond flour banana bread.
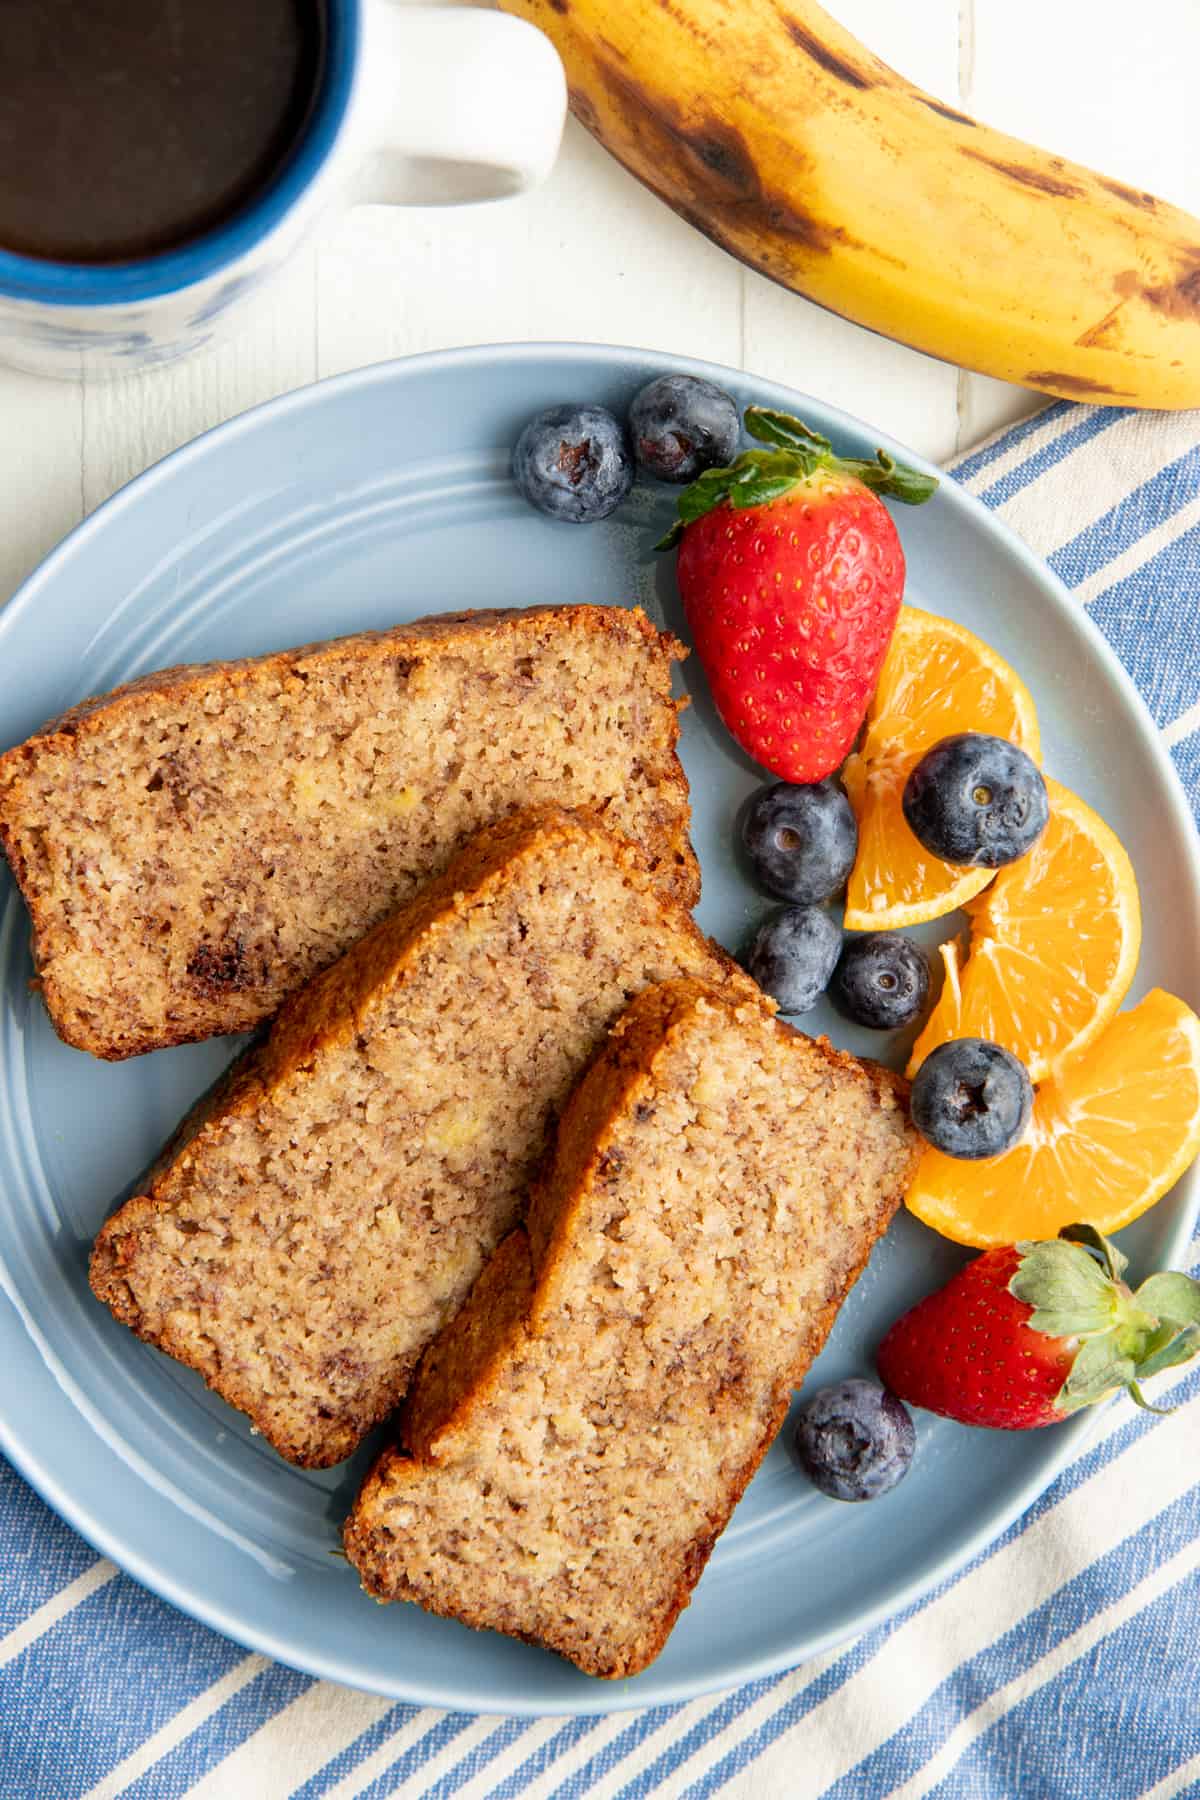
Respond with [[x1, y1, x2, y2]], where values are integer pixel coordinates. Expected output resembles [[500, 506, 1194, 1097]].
[[0, 605, 697, 1059], [344, 980, 920, 1678], [90, 811, 752, 1468]]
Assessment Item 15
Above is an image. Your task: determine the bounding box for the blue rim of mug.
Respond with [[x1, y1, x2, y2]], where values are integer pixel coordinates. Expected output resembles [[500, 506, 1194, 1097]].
[[0, 1, 359, 309]]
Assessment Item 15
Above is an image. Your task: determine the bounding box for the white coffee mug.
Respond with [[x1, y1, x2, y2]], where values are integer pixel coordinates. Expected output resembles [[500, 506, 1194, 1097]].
[[0, 3, 566, 381]]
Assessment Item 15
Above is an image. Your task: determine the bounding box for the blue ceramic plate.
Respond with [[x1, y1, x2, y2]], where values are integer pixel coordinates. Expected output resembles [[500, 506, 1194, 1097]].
[[1, 346, 1197, 1715]]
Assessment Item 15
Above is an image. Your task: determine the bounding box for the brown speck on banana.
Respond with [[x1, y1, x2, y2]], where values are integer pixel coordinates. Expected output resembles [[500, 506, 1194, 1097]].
[[958, 147, 1086, 201], [782, 19, 875, 90]]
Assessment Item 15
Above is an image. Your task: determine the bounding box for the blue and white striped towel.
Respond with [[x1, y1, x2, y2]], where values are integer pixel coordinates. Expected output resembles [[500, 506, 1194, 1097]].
[[2, 399, 1199, 1800]]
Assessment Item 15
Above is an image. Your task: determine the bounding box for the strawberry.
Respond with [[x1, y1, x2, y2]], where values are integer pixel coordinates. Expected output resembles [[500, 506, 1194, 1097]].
[[877, 1224, 1200, 1430], [658, 407, 937, 783]]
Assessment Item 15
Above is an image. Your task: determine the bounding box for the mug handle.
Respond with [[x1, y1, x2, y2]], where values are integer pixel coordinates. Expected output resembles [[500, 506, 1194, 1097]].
[[355, 3, 567, 205]]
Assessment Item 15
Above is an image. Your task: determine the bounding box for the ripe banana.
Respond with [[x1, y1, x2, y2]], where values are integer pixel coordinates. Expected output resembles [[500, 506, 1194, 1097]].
[[499, 0, 1200, 408]]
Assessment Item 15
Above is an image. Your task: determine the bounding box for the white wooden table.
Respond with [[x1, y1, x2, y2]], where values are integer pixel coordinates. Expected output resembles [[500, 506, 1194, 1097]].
[[2, 0, 1198, 615]]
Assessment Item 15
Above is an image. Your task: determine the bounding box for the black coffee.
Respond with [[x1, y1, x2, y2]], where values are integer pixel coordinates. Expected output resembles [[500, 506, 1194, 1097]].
[[0, 0, 326, 264]]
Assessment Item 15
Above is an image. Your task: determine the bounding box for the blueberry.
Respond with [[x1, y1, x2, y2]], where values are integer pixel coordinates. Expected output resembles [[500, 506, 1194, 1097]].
[[742, 779, 858, 905], [910, 1038, 1033, 1159], [795, 1378, 915, 1502], [746, 906, 841, 1014], [830, 933, 930, 1031], [628, 374, 740, 484], [902, 732, 1049, 868], [512, 405, 634, 523]]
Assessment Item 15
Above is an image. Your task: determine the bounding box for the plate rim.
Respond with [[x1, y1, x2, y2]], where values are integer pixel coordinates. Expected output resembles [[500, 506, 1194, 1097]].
[[1, 341, 1197, 1716]]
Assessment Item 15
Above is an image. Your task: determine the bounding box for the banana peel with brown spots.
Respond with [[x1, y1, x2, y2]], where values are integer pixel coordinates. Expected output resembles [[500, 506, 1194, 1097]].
[[501, 0, 1200, 408]]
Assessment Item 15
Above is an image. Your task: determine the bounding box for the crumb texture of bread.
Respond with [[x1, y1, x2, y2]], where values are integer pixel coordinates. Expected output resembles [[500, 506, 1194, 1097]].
[[89, 812, 750, 1468], [0, 605, 696, 1058], [343, 980, 922, 1678]]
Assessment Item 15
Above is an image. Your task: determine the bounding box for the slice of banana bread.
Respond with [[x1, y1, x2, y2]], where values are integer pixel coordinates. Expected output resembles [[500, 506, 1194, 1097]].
[[90, 811, 752, 1468], [344, 980, 921, 1678], [0, 604, 697, 1059]]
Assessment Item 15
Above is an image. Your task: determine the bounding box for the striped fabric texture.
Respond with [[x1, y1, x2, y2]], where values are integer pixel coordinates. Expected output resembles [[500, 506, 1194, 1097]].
[[2, 400, 1200, 1800]]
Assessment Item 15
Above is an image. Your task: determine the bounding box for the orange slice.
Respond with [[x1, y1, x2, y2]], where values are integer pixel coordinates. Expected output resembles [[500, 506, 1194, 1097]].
[[842, 607, 1042, 930], [905, 989, 1200, 1247], [907, 778, 1141, 1086]]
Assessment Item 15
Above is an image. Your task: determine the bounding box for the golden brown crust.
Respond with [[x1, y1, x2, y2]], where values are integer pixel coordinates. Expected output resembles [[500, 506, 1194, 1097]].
[[0, 604, 699, 1059], [526, 981, 908, 1311], [345, 979, 922, 1676], [12, 605, 680, 747], [523, 979, 695, 1270], [404, 1231, 536, 1462], [93, 1191, 371, 1467]]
